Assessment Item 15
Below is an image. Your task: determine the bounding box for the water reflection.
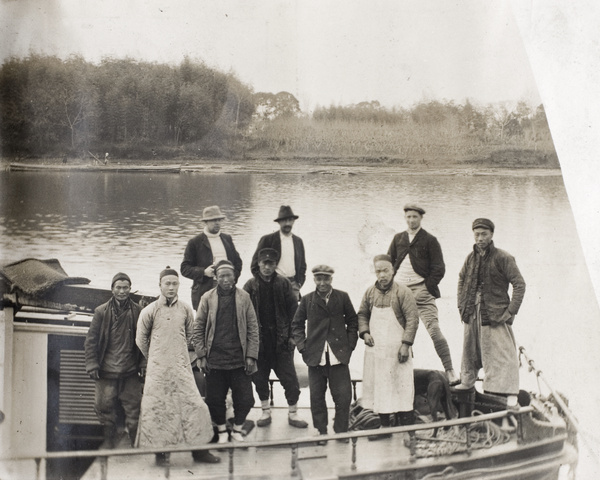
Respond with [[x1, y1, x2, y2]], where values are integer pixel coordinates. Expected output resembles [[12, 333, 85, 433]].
[[1, 169, 599, 474]]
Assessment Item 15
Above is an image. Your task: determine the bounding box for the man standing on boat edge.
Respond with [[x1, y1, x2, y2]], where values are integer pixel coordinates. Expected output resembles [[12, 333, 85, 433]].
[[291, 265, 358, 442], [250, 205, 307, 302], [388, 203, 459, 385], [243, 248, 308, 429], [84, 272, 145, 449], [455, 218, 526, 408], [180, 205, 243, 310]]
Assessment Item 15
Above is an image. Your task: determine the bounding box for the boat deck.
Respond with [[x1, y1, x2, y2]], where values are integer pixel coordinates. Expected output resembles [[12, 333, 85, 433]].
[[79, 406, 547, 480]]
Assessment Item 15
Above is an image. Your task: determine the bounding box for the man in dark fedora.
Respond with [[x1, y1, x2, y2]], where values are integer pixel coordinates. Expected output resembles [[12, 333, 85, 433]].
[[243, 248, 308, 429], [251, 205, 306, 301], [455, 218, 526, 410], [181, 205, 243, 310], [388, 203, 459, 386], [292, 265, 358, 441], [84, 272, 145, 449]]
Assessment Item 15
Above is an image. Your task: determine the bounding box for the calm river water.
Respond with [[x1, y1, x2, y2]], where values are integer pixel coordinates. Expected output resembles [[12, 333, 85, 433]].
[[1, 169, 599, 477]]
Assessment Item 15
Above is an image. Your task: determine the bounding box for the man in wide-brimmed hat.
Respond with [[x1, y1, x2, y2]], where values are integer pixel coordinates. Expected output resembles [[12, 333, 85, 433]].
[[388, 203, 459, 386], [251, 205, 306, 301], [181, 205, 243, 310]]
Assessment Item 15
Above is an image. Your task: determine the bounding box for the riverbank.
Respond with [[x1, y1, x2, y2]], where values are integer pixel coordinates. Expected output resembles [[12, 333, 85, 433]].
[[1, 149, 561, 176]]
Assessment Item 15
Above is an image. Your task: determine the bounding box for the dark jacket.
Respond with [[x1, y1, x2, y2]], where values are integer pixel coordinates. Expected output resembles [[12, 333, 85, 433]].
[[180, 232, 243, 299], [388, 228, 445, 298], [84, 297, 145, 374], [457, 242, 526, 325], [250, 231, 307, 287], [243, 274, 298, 353], [291, 289, 358, 367]]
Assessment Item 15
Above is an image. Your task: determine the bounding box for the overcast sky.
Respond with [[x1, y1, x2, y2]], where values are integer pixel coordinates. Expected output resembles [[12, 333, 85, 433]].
[[1, 0, 541, 112]]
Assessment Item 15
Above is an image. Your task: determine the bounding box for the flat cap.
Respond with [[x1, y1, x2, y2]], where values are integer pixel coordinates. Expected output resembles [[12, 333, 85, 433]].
[[215, 259, 235, 273], [403, 203, 426, 215], [111, 272, 131, 287], [312, 264, 334, 276], [258, 248, 279, 263], [472, 218, 495, 232]]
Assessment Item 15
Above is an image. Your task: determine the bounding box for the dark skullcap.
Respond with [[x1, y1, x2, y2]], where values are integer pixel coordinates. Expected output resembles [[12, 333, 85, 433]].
[[159, 266, 179, 280], [373, 254, 393, 264], [111, 272, 131, 287], [472, 218, 495, 232]]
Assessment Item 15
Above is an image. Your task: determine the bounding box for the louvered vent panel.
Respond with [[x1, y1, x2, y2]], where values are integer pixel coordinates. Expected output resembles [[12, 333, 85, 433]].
[[59, 350, 100, 425]]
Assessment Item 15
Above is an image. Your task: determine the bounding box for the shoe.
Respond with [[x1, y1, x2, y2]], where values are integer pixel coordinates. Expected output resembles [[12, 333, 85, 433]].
[[368, 428, 392, 441], [446, 370, 460, 386], [316, 432, 327, 446], [257, 411, 272, 427], [230, 430, 245, 443], [192, 450, 221, 464], [336, 437, 349, 444], [155, 453, 169, 467], [452, 383, 474, 391], [288, 415, 308, 429], [217, 431, 229, 444]]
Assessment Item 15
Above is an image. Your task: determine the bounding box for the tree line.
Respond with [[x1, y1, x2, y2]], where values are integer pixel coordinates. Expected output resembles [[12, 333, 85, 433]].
[[0, 55, 255, 159], [0, 55, 555, 164]]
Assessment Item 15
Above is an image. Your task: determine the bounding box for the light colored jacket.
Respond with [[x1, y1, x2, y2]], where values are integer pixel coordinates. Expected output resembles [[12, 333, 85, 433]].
[[193, 287, 260, 361]]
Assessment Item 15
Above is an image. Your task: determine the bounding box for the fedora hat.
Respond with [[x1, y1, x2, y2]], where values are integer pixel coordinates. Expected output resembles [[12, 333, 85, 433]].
[[274, 205, 299, 222], [201, 205, 226, 222]]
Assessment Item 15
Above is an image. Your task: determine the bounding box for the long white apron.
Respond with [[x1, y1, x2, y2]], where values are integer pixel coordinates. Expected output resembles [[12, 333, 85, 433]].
[[362, 306, 414, 413]]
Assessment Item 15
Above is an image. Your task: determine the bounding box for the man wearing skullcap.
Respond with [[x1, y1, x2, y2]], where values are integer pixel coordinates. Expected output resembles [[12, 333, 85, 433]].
[[455, 219, 526, 409], [194, 260, 259, 444], [388, 203, 459, 385], [136, 267, 219, 466], [181, 205, 243, 310], [243, 248, 308, 428], [250, 205, 307, 301], [292, 265, 358, 442], [85, 272, 145, 449], [358, 255, 420, 434]]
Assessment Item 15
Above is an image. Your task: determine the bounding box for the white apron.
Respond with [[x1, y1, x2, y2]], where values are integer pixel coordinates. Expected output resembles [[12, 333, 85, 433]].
[[362, 306, 414, 413]]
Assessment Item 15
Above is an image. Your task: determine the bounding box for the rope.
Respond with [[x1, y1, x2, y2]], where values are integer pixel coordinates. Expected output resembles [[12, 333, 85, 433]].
[[413, 414, 511, 458]]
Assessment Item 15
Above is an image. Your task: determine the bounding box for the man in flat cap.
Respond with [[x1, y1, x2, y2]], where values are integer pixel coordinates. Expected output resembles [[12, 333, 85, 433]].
[[358, 255, 420, 433], [136, 267, 218, 466], [388, 203, 459, 385], [194, 260, 259, 444], [243, 248, 308, 429], [181, 205, 243, 310], [455, 219, 526, 409], [292, 265, 358, 441], [251, 205, 307, 301], [85, 272, 145, 449]]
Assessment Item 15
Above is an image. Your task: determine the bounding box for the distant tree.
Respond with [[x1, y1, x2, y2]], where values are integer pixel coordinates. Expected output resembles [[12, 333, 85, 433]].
[[253, 91, 301, 121]]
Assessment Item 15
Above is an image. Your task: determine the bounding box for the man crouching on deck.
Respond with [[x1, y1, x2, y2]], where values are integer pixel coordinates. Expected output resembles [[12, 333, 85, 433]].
[[358, 255, 420, 436], [194, 260, 259, 444], [292, 265, 358, 443]]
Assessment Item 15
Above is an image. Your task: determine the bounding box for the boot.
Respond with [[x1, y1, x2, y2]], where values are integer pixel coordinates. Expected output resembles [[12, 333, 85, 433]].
[[287, 404, 308, 428], [99, 424, 116, 449], [257, 400, 272, 427], [192, 449, 221, 463]]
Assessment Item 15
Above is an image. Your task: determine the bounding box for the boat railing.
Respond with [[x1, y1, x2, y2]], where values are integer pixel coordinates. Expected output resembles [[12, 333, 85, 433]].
[[8, 406, 535, 480]]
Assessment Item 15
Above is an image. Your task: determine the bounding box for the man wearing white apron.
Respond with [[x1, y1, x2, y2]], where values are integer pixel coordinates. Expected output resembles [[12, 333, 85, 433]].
[[358, 255, 420, 434]]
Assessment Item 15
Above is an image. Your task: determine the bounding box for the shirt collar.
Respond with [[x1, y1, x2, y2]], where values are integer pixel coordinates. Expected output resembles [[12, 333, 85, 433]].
[[159, 294, 178, 306]]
